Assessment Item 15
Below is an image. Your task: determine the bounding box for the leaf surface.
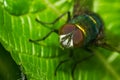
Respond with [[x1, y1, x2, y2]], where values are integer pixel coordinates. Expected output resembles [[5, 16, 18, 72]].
[[0, 0, 120, 80]]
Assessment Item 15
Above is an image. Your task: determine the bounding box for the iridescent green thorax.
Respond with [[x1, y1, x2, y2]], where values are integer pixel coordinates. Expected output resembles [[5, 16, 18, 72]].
[[69, 13, 103, 46]]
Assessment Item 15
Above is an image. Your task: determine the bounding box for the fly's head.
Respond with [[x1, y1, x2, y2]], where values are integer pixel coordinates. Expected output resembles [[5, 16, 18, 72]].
[[59, 24, 84, 48]]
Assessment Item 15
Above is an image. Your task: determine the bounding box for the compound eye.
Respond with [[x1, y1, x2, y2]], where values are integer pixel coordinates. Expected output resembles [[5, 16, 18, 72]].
[[59, 24, 76, 35], [73, 29, 84, 47]]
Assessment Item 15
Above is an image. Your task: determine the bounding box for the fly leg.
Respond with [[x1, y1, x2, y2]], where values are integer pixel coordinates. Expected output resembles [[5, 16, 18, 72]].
[[29, 29, 58, 44], [71, 48, 94, 80], [54, 59, 70, 76], [29, 11, 71, 43], [35, 11, 71, 28], [95, 40, 120, 53], [54, 49, 73, 76]]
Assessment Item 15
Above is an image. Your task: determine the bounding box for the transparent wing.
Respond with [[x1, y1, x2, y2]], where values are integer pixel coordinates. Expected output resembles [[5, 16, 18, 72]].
[[93, 0, 120, 53], [73, 0, 93, 17]]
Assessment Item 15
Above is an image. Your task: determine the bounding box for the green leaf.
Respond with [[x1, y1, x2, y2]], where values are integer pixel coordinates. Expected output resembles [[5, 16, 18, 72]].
[[0, 0, 120, 80]]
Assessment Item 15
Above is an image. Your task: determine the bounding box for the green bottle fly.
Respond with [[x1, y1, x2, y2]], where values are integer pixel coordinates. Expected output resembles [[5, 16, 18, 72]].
[[59, 13, 103, 48]]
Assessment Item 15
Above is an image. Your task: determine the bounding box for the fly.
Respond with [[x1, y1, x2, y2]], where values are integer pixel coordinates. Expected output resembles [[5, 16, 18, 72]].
[[29, 0, 120, 80]]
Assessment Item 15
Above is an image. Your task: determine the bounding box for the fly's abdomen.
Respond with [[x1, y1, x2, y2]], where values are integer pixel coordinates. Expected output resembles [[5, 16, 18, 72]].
[[70, 13, 103, 46]]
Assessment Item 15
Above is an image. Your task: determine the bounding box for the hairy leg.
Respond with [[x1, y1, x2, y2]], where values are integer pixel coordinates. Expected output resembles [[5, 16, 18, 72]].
[[54, 49, 73, 76], [71, 48, 94, 80], [29, 11, 71, 43]]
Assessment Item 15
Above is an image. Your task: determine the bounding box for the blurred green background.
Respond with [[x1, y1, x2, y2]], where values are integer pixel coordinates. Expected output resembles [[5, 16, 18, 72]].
[[0, 0, 120, 80], [0, 43, 22, 80]]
